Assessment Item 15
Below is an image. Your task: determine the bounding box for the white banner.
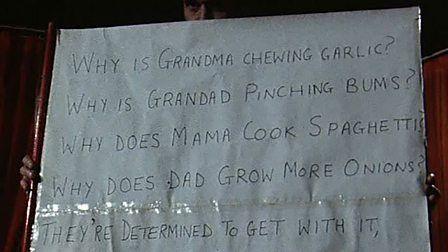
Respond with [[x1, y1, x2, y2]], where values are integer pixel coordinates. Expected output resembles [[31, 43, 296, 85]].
[[31, 7, 430, 251]]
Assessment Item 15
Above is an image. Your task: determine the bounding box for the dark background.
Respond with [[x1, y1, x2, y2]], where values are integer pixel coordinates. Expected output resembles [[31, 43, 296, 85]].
[[1, 1, 447, 57], [0, 0, 448, 55]]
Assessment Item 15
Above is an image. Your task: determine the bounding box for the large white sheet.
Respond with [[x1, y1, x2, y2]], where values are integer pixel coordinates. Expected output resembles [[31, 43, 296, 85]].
[[31, 7, 429, 251]]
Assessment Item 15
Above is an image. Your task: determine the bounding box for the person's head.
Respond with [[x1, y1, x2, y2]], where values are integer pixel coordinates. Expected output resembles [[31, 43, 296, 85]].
[[183, 0, 235, 21]]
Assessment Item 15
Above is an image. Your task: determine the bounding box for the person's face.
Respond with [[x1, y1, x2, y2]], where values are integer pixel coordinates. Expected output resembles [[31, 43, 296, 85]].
[[183, 0, 232, 21]]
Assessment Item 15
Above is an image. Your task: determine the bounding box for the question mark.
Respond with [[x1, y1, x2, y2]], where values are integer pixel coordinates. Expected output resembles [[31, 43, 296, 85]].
[[384, 36, 395, 55], [406, 68, 416, 89]]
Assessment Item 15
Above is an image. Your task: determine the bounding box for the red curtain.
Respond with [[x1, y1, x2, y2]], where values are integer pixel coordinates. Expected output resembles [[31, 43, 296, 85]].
[[424, 51, 448, 252], [0, 27, 45, 251]]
